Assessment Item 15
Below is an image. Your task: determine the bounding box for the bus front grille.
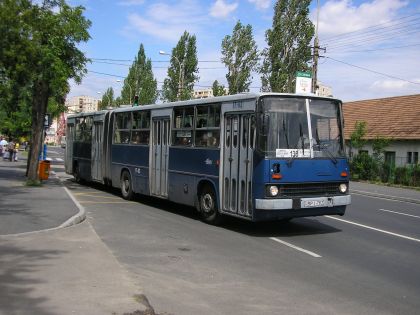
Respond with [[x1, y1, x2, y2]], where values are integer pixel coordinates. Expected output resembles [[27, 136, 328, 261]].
[[278, 182, 344, 198]]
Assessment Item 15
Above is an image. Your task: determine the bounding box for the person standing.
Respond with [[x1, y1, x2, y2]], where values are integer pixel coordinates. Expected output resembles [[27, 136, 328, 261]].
[[7, 140, 15, 162], [13, 141, 20, 161]]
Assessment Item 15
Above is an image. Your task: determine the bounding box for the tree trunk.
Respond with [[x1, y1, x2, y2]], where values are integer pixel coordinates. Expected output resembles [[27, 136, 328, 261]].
[[27, 80, 49, 182]]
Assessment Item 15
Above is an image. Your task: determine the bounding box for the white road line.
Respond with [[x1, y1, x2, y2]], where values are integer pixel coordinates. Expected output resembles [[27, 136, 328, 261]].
[[269, 237, 322, 258], [325, 216, 420, 243], [378, 208, 420, 219], [56, 158, 64, 162]]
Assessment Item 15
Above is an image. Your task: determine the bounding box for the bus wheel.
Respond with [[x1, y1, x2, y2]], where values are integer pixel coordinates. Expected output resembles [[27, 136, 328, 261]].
[[121, 170, 134, 200], [199, 186, 222, 225]]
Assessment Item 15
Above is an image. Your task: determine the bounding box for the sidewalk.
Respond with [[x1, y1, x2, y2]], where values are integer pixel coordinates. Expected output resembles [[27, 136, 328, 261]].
[[350, 181, 420, 204], [0, 158, 154, 315]]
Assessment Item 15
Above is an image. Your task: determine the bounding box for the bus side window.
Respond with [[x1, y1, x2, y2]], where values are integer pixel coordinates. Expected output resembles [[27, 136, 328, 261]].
[[195, 104, 221, 148], [172, 107, 192, 146]]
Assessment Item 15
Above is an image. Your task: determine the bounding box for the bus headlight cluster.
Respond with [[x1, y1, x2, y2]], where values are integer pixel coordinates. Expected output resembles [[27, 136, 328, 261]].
[[339, 183, 348, 193], [268, 185, 279, 197]]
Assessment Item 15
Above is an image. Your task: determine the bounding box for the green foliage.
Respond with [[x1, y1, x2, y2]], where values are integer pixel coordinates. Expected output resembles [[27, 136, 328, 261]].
[[221, 21, 259, 94], [0, 0, 91, 181], [372, 135, 390, 160], [100, 87, 114, 109], [351, 153, 379, 181], [350, 121, 367, 151], [121, 44, 158, 105], [261, 0, 314, 93], [394, 167, 412, 186], [212, 80, 226, 97], [162, 31, 199, 102]]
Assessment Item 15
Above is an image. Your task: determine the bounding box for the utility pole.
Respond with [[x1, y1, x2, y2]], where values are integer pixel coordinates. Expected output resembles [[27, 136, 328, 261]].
[[312, 0, 320, 94]]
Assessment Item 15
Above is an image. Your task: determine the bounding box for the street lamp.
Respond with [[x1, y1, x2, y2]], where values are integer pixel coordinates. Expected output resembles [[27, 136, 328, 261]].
[[159, 50, 184, 100], [116, 79, 132, 105], [97, 91, 111, 108]]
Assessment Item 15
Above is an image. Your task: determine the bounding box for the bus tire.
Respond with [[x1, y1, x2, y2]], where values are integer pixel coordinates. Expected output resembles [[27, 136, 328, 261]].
[[199, 186, 223, 225], [121, 170, 134, 200]]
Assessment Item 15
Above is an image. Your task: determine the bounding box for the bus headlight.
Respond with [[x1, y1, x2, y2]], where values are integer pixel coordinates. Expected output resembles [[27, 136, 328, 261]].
[[339, 183, 348, 193], [268, 185, 279, 197]]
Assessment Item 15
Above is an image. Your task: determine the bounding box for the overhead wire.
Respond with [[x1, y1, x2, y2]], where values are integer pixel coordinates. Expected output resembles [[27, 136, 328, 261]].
[[325, 56, 420, 86]]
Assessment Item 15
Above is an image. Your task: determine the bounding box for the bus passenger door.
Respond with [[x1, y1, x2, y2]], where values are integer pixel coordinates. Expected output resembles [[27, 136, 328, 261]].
[[91, 121, 103, 182], [151, 118, 170, 198], [222, 113, 255, 217], [65, 122, 74, 174]]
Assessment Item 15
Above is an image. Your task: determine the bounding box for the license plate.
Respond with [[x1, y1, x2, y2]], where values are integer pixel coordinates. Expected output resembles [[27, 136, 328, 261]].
[[302, 199, 326, 208]]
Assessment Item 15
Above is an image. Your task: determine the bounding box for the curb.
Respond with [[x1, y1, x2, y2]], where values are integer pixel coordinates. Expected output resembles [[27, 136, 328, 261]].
[[351, 189, 420, 205], [0, 170, 86, 237]]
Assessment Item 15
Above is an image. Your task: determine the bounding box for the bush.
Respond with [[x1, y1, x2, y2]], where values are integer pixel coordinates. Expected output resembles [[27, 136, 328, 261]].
[[413, 164, 420, 187], [394, 167, 412, 186], [380, 163, 395, 183], [350, 153, 380, 181]]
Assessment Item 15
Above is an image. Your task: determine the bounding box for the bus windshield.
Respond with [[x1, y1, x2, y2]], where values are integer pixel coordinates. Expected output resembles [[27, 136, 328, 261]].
[[258, 97, 345, 159]]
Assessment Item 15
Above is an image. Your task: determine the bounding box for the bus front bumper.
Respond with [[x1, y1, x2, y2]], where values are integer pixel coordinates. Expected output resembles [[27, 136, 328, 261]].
[[255, 195, 351, 210]]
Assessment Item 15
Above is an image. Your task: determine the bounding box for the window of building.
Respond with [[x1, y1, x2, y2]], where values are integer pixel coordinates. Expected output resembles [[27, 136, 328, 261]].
[[385, 151, 396, 166], [414, 152, 419, 164], [407, 151, 413, 164]]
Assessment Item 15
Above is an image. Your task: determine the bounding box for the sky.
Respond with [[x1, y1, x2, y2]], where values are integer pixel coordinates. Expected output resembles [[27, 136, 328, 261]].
[[66, 0, 420, 102]]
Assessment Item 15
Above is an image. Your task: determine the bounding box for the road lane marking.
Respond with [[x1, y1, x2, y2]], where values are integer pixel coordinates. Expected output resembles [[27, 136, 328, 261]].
[[79, 201, 134, 204], [74, 192, 105, 196], [325, 216, 420, 243], [351, 190, 420, 205], [378, 208, 420, 219], [269, 237, 322, 258], [75, 194, 121, 200]]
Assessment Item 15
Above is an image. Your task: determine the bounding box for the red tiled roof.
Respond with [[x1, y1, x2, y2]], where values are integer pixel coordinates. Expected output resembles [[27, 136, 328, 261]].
[[343, 94, 420, 140]]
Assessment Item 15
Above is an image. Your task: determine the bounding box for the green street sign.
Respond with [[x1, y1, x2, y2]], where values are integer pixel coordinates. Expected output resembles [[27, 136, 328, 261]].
[[296, 71, 312, 78]]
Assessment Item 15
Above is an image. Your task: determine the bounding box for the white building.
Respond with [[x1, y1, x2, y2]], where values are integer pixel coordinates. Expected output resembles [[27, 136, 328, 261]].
[[344, 94, 420, 167], [193, 88, 229, 99], [66, 95, 100, 113]]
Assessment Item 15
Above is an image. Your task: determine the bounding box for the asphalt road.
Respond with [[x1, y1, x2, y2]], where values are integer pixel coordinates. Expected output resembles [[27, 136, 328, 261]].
[[56, 169, 420, 315]]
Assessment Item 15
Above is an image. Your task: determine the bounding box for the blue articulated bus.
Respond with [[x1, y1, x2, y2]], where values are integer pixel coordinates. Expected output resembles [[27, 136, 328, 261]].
[[65, 93, 351, 224]]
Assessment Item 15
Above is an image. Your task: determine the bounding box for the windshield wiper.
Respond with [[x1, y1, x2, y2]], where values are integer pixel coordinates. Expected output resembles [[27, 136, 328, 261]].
[[314, 128, 337, 165], [282, 118, 289, 149]]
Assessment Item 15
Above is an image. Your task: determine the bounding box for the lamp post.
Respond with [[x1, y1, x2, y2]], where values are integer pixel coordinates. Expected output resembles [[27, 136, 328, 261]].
[[159, 50, 184, 100], [97, 91, 111, 108], [116, 79, 132, 105]]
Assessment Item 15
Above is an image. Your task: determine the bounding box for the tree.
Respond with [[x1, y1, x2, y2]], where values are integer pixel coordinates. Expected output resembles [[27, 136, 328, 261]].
[[260, 0, 314, 93], [221, 21, 259, 94], [162, 31, 199, 102], [121, 44, 158, 106], [350, 121, 367, 152], [212, 80, 226, 97], [0, 0, 91, 183], [100, 87, 114, 109]]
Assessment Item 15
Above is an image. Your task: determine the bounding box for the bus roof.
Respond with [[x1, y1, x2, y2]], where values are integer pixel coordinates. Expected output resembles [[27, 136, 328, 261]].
[[67, 92, 341, 118]]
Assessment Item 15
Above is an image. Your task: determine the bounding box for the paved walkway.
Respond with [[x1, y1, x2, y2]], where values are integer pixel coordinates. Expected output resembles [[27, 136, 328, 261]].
[[0, 158, 155, 315]]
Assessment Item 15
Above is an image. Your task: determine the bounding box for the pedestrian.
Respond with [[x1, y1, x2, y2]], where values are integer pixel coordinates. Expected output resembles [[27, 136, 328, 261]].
[[0, 137, 7, 158], [14, 141, 20, 161], [7, 139, 15, 162]]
